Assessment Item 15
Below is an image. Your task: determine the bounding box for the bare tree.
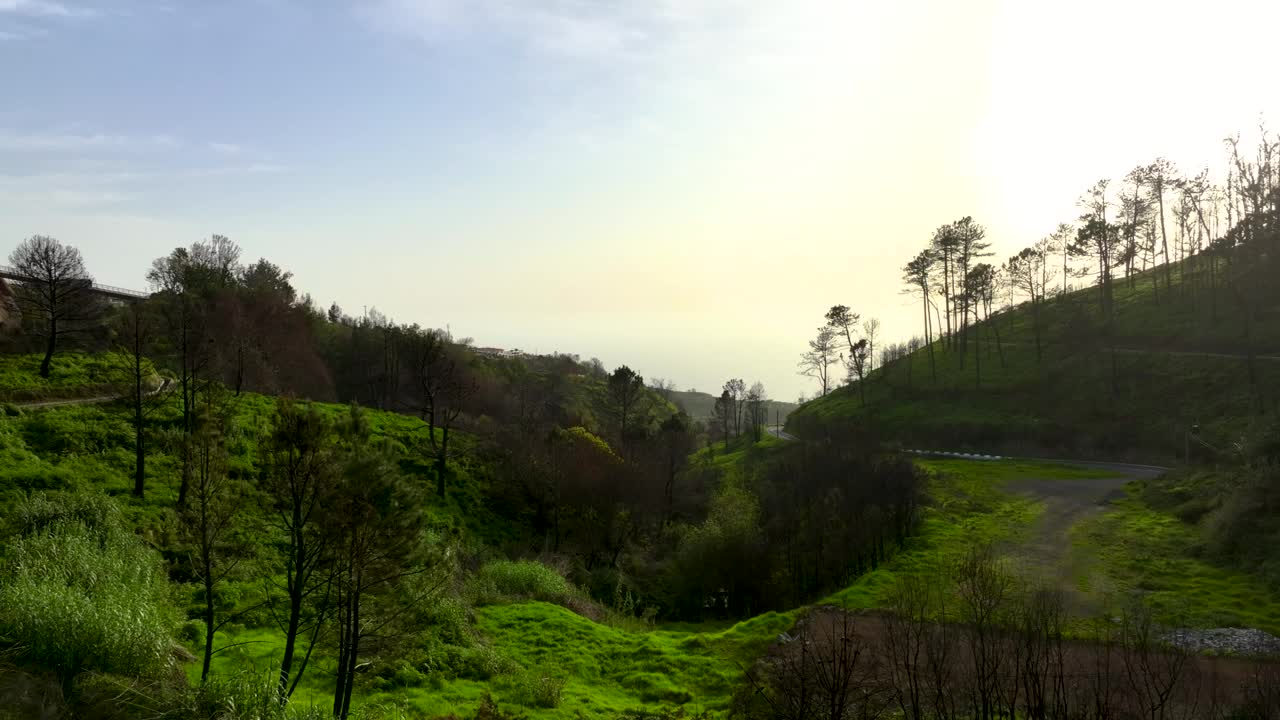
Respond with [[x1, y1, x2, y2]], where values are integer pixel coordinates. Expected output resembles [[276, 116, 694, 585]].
[[738, 610, 890, 720], [8, 235, 100, 378], [799, 325, 839, 396], [405, 328, 478, 492], [861, 318, 881, 374], [1004, 238, 1056, 362], [724, 378, 747, 437], [1144, 158, 1180, 292]]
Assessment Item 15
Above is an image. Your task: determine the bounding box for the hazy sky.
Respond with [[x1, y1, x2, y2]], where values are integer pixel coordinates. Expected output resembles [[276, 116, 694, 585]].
[[3, 0, 1278, 401]]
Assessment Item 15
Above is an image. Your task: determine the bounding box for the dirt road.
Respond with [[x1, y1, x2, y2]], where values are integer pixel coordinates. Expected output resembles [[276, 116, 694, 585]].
[[1001, 461, 1166, 608]]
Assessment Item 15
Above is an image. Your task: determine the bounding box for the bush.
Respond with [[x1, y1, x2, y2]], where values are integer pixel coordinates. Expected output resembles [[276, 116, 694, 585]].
[[508, 667, 565, 709], [0, 494, 177, 681], [424, 595, 473, 646], [465, 560, 575, 606]]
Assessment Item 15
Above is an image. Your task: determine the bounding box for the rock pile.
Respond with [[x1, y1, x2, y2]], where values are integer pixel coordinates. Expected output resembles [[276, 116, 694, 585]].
[[1164, 628, 1280, 656]]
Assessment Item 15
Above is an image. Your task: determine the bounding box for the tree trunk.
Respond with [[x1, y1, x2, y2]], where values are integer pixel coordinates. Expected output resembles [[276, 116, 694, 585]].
[[974, 320, 982, 389], [924, 293, 936, 384], [1032, 299, 1042, 363], [201, 547, 216, 682], [332, 595, 348, 718], [133, 351, 146, 497], [991, 308, 1006, 369], [1158, 186, 1172, 291], [436, 425, 450, 496], [339, 596, 359, 719], [39, 318, 56, 378], [278, 532, 305, 701]]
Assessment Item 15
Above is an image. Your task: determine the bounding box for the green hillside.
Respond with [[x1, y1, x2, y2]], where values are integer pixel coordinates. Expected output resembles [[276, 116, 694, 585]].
[[791, 258, 1280, 462], [668, 389, 797, 427]]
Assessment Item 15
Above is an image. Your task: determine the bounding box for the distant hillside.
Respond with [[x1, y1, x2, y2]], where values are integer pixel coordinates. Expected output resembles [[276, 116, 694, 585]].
[[669, 388, 798, 426], [790, 255, 1280, 464]]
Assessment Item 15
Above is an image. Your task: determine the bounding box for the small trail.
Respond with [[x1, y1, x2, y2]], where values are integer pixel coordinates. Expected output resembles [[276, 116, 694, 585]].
[[997, 339, 1280, 363], [10, 378, 170, 410]]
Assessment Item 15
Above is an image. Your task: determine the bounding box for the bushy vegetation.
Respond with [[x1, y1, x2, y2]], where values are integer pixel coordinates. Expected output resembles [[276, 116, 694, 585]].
[[466, 560, 578, 606]]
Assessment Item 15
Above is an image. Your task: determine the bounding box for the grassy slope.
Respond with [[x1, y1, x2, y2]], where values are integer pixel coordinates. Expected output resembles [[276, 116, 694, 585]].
[[0, 351, 157, 402], [1072, 489, 1280, 635], [0, 353, 791, 718], [791, 260, 1280, 462]]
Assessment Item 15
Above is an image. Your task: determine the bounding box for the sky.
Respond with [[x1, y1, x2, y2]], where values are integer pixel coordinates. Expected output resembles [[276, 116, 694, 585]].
[[2, 0, 1279, 401]]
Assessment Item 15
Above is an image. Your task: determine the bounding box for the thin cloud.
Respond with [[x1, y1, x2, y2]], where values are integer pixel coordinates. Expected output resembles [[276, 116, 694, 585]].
[[0, 0, 96, 18], [208, 141, 243, 155], [0, 130, 182, 151], [360, 0, 761, 61]]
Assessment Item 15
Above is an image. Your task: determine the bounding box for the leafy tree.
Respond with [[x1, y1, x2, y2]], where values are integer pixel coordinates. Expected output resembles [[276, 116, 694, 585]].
[[261, 398, 338, 700], [606, 365, 647, 443], [658, 412, 694, 521], [712, 390, 732, 450], [930, 224, 961, 343], [329, 406, 434, 719], [745, 381, 767, 442], [7, 235, 101, 378], [828, 305, 870, 403], [902, 250, 937, 382], [950, 216, 991, 352], [148, 239, 237, 507], [180, 396, 246, 683]]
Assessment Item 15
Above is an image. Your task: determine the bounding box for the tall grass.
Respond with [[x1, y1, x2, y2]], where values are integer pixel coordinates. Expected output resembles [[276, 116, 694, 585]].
[[0, 493, 177, 681], [465, 560, 576, 606]]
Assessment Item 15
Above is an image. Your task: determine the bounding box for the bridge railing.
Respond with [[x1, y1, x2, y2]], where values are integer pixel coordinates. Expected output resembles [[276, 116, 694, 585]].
[[0, 265, 149, 299]]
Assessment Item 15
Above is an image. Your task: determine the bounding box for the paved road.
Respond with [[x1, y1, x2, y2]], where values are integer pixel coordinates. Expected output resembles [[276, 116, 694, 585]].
[[765, 427, 797, 441]]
